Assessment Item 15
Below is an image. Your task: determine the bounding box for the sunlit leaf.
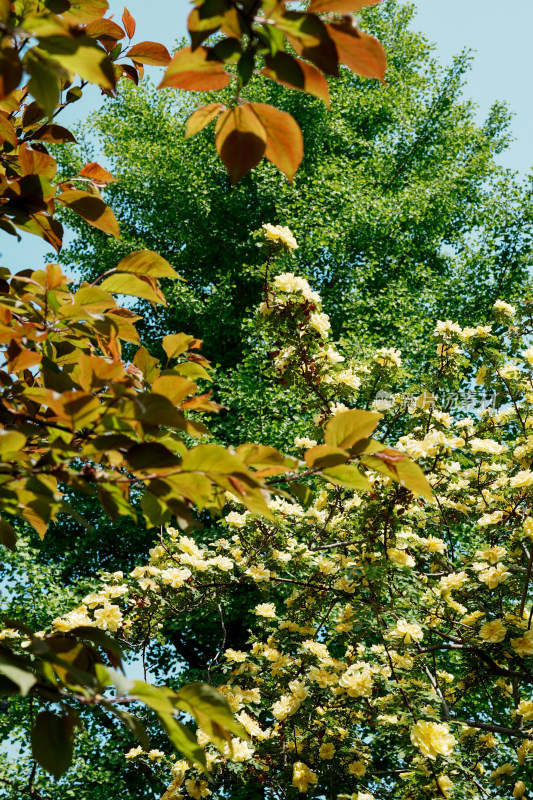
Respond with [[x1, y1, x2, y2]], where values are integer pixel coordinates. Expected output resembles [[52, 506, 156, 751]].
[[127, 41, 171, 66], [57, 190, 119, 238], [309, 0, 382, 10], [122, 7, 136, 38], [263, 52, 330, 106], [185, 103, 225, 139], [248, 102, 303, 181], [159, 46, 231, 92], [325, 20, 386, 81], [99, 273, 165, 304], [115, 250, 179, 278], [321, 463, 371, 491], [325, 410, 381, 449], [215, 105, 267, 184]]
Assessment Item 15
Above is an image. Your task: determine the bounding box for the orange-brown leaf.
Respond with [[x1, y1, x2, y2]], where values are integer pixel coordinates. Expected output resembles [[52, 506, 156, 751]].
[[62, 0, 108, 24], [326, 21, 386, 81], [159, 47, 231, 92], [248, 103, 303, 182], [215, 105, 266, 185], [185, 103, 225, 139], [79, 161, 117, 184], [309, 0, 382, 11], [57, 190, 119, 238], [122, 6, 136, 38], [127, 41, 171, 66], [32, 124, 77, 144], [86, 18, 125, 41], [263, 52, 330, 107]]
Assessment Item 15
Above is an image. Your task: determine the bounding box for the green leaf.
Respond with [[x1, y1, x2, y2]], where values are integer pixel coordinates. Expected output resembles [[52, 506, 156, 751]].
[[158, 713, 207, 770], [130, 681, 177, 715], [289, 482, 314, 507], [0, 430, 26, 458], [125, 442, 180, 470], [0, 660, 36, 696], [321, 464, 371, 491], [24, 51, 61, 117], [31, 711, 74, 779], [304, 444, 349, 468], [325, 410, 381, 449], [35, 36, 115, 90], [175, 682, 248, 754], [116, 250, 180, 279], [99, 274, 164, 304], [0, 517, 17, 551]]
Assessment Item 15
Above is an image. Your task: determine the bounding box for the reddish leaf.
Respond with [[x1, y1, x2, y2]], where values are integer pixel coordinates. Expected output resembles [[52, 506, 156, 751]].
[[248, 103, 303, 182], [263, 52, 330, 107], [32, 124, 77, 143], [326, 20, 386, 81], [57, 190, 119, 238], [14, 214, 63, 252], [159, 47, 230, 92], [127, 41, 171, 66], [122, 7, 136, 38], [309, 0, 382, 10], [185, 103, 225, 139], [86, 18, 126, 41], [215, 105, 267, 185], [79, 161, 117, 184], [120, 63, 138, 84], [0, 114, 17, 147]]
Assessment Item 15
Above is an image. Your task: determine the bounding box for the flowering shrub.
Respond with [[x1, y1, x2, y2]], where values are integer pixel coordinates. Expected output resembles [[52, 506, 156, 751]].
[[47, 228, 533, 798]]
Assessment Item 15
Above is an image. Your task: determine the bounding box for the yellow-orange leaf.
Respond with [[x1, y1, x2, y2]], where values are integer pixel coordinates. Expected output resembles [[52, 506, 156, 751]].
[[215, 105, 267, 185], [127, 41, 171, 66], [185, 103, 225, 139], [326, 21, 386, 81], [263, 53, 330, 107], [116, 250, 179, 278], [309, 0, 382, 11], [57, 190, 119, 238], [79, 161, 117, 184], [248, 103, 303, 182], [86, 18, 125, 41], [0, 114, 17, 147], [159, 47, 230, 92], [62, 0, 108, 24]]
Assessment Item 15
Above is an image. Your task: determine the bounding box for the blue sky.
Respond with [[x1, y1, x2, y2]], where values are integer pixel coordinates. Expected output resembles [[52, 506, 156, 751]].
[[2, 0, 532, 268]]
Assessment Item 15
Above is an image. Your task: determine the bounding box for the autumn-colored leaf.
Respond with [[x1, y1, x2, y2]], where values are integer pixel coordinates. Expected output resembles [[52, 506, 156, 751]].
[[185, 103, 225, 139], [274, 12, 339, 77], [57, 190, 119, 238], [158, 47, 230, 92], [127, 41, 171, 66], [326, 20, 386, 81], [61, 0, 109, 24], [115, 250, 179, 279], [32, 124, 77, 143], [309, 0, 382, 11], [263, 52, 330, 107], [122, 7, 136, 39], [248, 103, 303, 182], [86, 18, 126, 41], [0, 114, 17, 147], [162, 333, 196, 360], [79, 161, 117, 184], [215, 105, 267, 185], [188, 7, 224, 50], [0, 47, 22, 100]]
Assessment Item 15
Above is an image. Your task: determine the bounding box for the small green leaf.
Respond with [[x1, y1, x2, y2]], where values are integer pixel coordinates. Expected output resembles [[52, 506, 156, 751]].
[[31, 711, 74, 779]]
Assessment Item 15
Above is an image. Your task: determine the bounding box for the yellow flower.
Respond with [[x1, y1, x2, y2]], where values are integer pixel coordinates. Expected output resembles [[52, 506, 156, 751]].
[[410, 721, 456, 759], [517, 700, 533, 720], [437, 775, 454, 797], [262, 224, 298, 250], [309, 312, 331, 337], [387, 548, 415, 568], [254, 603, 277, 618], [493, 299, 516, 316], [125, 746, 144, 759], [469, 438, 506, 455], [478, 563, 511, 589], [160, 567, 191, 588], [513, 781, 527, 799], [147, 749, 165, 760], [184, 778, 210, 799], [511, 630, 533, 657], [318, 742, 335, 759], [245, 564, 271, 582], [292, 762, 318, 793], [479, 619, 507, 643], [373, 347, 402, 368], [338, 664, 373, 698], [348, 760, 367, 777], [510, 469, 533, 488], [93, 603, 123, 632], [390, 619, 424, 644]]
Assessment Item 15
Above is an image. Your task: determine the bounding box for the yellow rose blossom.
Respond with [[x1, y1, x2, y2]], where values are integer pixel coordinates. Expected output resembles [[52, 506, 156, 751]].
[[390, 619, 424, 644], [254, 603, 277, 618], [262, 224, 298, 250], [511, 630, 533, 657], [478, 619, 507, 643], [292, 762, 318, 793], [513, 781, 527, 799], [410, 721, 456, 759], [516, 699, 533, 720], [478, 563, 511, 589], [318, 742, 335, 759]]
